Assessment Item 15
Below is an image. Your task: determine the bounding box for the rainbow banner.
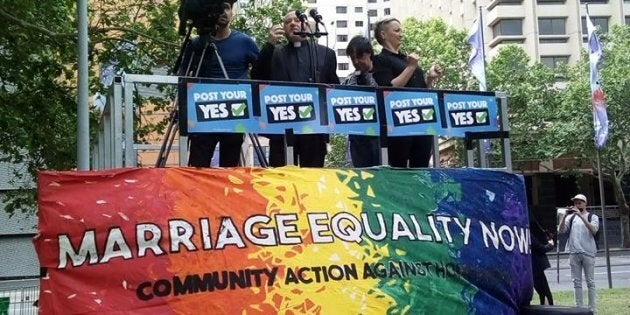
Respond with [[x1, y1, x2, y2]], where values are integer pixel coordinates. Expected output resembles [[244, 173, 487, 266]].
[[36, 167, 532, 314]]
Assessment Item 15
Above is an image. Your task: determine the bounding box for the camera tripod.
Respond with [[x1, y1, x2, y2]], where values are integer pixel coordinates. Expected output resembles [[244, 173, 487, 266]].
[[155, 26, 268, 168]]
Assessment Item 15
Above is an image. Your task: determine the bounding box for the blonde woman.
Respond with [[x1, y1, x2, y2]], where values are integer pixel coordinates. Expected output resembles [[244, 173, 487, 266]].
[[372, 17, 442, 168]]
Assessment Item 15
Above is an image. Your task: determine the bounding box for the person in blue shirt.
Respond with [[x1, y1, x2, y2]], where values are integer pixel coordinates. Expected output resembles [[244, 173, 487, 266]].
[[181, 1, 259, 167]]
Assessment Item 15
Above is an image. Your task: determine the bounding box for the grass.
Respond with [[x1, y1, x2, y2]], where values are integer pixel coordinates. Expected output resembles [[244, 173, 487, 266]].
[[551, 288, 630, 315]]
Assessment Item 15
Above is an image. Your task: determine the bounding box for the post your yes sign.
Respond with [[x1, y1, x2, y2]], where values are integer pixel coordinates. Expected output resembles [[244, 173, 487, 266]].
[[327, 87, 379, 136], [187, 82, 257, 133], [443, 93, 498, 136], [382, 90, 441, 136], [259, 84, 326, 134]]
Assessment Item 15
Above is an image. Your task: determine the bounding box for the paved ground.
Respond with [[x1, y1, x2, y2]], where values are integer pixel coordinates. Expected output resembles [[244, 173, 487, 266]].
[[546, 249, 630, 291]]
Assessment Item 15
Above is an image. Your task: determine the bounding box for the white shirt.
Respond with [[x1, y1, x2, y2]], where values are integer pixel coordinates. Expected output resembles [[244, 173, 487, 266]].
[[561, 212, 599, 257]]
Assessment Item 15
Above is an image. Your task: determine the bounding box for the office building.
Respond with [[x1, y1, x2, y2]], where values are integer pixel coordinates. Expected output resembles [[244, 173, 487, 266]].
[[304, 0, 393, 78], [391, 0, 629, 70]]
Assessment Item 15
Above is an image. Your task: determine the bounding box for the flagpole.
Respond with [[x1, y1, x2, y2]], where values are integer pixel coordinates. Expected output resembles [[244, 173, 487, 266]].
[[77, 0, 90, 170], [478, 6, 487, 77], [596, 151, 612, 288], [477, 6, 490, 168], [585, 3, 612, 289]]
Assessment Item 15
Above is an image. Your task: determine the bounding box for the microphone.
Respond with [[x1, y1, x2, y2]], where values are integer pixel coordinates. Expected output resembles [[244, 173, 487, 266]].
[[295, 10, 308, 23], [309, 9, 323, 24]]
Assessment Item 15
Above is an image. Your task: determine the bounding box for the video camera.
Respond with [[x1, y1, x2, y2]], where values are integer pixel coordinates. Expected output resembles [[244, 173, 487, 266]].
[[177, 0, 235, 36]]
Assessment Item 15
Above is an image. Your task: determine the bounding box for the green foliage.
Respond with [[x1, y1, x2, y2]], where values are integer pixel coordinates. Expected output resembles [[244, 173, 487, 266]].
[[0, 0, 182, 214], [485, 45, 560, 167], [1, 0, 80, 214], [232, 0, 303, 46], [399, 18, 470, 90], [325, 135, 351, 168]]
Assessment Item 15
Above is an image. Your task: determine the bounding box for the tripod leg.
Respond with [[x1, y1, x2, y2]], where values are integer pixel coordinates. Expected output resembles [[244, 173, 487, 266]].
[[156, 39, 215, 168], [209, 44, 268, 168], [163, 122, 179, 167], [155, 102, 178, 168], [249, 134, 267, 167]]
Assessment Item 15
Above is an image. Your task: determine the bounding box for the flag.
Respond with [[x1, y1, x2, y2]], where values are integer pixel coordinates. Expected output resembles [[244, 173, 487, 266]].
[[467, 12, 491, 154], [467, 15, 486, 91], [586, 14, 609, 148]]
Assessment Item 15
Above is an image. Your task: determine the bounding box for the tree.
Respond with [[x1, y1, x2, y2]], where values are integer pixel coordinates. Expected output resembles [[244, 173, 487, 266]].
[[485, 45, 560, 167], [542, 25, 630, 247], [400, 18, 472, 90], [400, 18, 498, 168], [232, 0, 303, 47], [1, 0, 181, 215]]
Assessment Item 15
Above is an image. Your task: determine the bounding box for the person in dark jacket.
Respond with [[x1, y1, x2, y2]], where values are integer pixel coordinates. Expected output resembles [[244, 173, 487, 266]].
[[255, 10, 339, 167], [531, 218, 555, 305]]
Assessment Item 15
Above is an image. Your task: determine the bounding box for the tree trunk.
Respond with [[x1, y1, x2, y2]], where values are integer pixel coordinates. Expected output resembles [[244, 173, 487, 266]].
[[611, 178, 630, 248]]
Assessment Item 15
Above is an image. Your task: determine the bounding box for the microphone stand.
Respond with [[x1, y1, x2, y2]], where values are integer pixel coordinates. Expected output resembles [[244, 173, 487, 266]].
[[294, 20, 328, 84], [289, 17, 328, 166]]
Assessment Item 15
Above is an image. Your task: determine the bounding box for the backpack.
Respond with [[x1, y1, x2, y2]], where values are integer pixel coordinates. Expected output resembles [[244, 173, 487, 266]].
[[567, 213, 600, 250]]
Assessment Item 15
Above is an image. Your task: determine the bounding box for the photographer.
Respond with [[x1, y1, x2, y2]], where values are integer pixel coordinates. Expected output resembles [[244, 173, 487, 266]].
[[558, 194, 599, 311], [182, 0, 260, 167]]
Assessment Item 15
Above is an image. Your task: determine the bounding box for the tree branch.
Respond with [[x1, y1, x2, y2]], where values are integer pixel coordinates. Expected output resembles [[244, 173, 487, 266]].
[[92, 27, 178, 47], [0, 9, 75, 38], [0, 9, 178, 47]]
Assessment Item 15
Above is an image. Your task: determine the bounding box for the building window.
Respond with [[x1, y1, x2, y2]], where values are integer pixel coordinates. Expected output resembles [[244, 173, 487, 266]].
[[337, 49, 347, 56], [539, 38, 568, 44], [337, 35, 348, 42], [368, 0, 377, 3], [492, 19, 523, 37], [541, 56, 569, 70], [581, 16, 609, 34], [538, 18, 566, 35], [579, 0, 608, 3], [368, 10, 378, 17], [355, 21, 364, 27], [355, 7, 363, 13], [537, 0, 565, 3], [336, 6, 347, 14], [384, 8, 391, 15], [338, 63, 349, 70], [336, 20, 348, 28], [307, 0, 316, 3], [626, 16, 630, 25], [498, 0, 523, 4]]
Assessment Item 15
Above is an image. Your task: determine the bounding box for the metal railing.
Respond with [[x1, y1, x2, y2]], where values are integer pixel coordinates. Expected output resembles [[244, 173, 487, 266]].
[[0, 285, 38, 315], [92, 74, 181, 169]]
